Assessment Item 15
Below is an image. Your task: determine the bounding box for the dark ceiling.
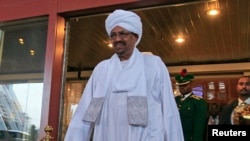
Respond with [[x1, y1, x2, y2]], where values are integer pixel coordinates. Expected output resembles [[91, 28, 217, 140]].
[[67, 0, 250, 72]]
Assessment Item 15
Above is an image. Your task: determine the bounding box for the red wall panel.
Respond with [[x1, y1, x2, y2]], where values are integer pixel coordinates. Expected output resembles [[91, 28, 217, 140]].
[[0, 0, 50, 21], [0, 0, 140, 22], [57, 0, 140, 13]]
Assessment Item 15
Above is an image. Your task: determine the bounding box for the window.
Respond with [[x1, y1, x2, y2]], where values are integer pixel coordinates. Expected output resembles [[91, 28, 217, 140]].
[[0, 17, 48, 141]]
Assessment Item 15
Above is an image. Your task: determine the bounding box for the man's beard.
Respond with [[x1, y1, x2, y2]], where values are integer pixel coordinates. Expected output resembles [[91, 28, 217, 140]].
[[239, 89, 250, 98]]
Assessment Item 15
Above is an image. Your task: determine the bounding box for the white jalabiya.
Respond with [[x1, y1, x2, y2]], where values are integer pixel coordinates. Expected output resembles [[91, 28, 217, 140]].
[[64, 48, 184, 141]]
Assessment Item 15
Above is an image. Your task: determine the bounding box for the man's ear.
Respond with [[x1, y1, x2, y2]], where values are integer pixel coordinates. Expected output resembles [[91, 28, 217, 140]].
[[133, 35, 138, 42]]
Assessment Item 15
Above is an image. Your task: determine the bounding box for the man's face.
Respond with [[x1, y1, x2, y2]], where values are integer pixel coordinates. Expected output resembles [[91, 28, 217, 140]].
[[236, 77, 250, 97], [110, 26, 138, 60], [178, 83, 192, 95], [209, 104, 220, 117]]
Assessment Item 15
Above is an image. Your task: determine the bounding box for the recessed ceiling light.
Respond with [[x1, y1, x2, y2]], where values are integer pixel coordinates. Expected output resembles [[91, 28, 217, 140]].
[[175, 37, 185, 43], [207, 9, 220, 16], [107, 43, 113, 48], [30, 50, 35, 56], [19, 38, 24, 45]]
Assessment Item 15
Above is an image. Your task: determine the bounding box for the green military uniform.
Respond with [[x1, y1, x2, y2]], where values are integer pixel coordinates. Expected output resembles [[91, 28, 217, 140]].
[[175, 69, 208, 141], [175, 93, 208, 141]]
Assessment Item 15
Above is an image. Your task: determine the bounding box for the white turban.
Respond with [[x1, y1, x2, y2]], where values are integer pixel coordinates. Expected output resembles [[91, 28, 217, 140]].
[[105, 9, 142, 46]]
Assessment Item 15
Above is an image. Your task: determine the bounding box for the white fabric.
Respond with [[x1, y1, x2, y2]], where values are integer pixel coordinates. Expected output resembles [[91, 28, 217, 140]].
[[82, 48, 148, 125], [105, 9, 142, 46], [239, 97, 250, 105], [110, 48, 146, 95], [64, 48, 184, 141], [208, 115, 219, 125], [180, 92, 192, 101]]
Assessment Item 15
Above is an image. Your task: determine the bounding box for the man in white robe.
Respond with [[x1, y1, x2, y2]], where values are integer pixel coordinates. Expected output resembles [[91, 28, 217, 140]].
[[64, 9, 184, 141]]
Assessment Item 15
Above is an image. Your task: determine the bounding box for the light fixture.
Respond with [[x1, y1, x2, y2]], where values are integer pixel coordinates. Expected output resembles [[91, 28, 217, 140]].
[[104, 40, 113, 48], [175, 37, 185, 43], [206, 9, 220, 16], [142, 52, 153, 55], [206, 0, 220, 16], [30, 50, 35, 56], [107, 43, 113, 48], [19, 38, 24, 45]]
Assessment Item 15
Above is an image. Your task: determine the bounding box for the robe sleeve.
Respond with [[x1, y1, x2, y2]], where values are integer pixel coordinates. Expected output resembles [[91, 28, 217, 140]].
[[158, 60, 184, 141]]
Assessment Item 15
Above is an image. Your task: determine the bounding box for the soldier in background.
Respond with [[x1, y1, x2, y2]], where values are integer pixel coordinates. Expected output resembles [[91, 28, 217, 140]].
[[175, 68, 208, 141]]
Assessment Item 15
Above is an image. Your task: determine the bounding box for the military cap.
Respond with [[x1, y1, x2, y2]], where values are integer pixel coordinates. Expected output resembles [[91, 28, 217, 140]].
[[175, 68, 194, 85]]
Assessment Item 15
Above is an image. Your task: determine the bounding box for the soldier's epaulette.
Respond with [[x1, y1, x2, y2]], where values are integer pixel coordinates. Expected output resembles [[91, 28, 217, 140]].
[[190, 95, 202, 100]]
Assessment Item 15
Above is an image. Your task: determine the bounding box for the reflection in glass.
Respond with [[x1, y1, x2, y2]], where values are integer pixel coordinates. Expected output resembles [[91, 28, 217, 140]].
[[61, 81, 87, 140], [0, 83, 43, 141]]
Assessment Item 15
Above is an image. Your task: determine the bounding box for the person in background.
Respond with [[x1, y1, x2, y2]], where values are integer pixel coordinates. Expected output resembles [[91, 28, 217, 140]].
[[64, 9, 184, 141], [207, 103, 220, 125], [219, 75, 250, 125], [175, 68, 208, 141]]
